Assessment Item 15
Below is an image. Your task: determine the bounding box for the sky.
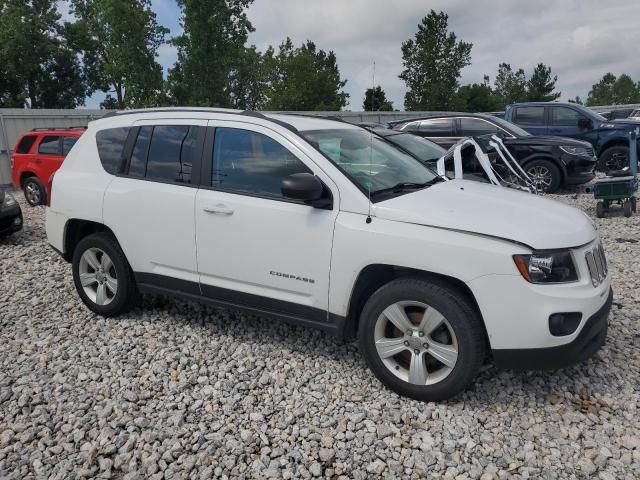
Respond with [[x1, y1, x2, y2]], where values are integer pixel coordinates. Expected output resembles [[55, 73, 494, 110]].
[[80, 0, 640, 110]]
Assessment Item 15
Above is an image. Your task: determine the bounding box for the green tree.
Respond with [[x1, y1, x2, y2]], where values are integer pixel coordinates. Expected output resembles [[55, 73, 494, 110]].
[[527, 63, 560, 101], [265, 38, 348, 111], [586, 73, 616, 106], [168, 0, 254, 107], [0, 0, 86, 108], [493, 63, 528, 108], [363, 86, 394, 111], [69, 0, 168, 109], [453, 76, 502, 112], [612, 74, 640, 104], [229, 45, 271, 110], [399, 10, 472, 111]]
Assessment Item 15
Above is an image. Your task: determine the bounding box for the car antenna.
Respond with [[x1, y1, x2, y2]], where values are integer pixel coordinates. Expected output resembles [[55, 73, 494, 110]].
[[366, 61, 375, 224]]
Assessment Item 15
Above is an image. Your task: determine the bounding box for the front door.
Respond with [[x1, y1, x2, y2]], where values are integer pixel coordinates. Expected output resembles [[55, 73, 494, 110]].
[[195, 122, 339, 322]]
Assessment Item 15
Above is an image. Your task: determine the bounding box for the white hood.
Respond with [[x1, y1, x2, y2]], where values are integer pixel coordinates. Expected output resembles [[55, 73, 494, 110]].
[[373, 180, 596, 250]]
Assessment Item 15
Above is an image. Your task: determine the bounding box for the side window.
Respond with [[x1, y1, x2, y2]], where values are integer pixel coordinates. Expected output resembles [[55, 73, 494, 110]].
[[16, 135, 37, 154], [514, 107, 545, 125], [38, 136, 60, 155], [420, 118, 454, 136], [145, 125, 198, 184], [128, 126, 153, 178], [459, 118, 499, 136], [551, 107, 583, 126], [62, 137, 78, 155], [212, 128, 312, 199], [96, 127, 130, 174]]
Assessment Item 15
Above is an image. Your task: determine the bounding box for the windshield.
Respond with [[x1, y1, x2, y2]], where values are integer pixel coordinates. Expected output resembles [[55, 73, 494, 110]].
[[491, 116, 532, 137], [301, 128, 437, 196], [384, 133, 445, 161]]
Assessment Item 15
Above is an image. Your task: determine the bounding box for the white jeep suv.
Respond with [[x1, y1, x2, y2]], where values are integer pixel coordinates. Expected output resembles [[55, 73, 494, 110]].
[[46, 108, 613, 401]]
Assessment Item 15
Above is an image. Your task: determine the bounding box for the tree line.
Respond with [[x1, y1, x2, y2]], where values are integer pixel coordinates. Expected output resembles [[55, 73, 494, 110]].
[[0, 2, 638, 111]]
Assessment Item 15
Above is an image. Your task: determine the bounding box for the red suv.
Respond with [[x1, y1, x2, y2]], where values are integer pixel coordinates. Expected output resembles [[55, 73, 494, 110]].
[[11, 127, 86, 206]]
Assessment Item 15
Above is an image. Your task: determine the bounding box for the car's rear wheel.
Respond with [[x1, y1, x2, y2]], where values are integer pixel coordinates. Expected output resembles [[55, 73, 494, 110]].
[[599, 145, 629, 172], [22, 176, 45, 206], [72, 233, 137, 317], [358, 278, 486, 401], [526, 159, 561, 193]]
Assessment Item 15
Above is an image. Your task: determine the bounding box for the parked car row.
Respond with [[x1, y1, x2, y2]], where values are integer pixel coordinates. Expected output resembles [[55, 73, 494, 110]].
[[390, 113, 597, 193], [505, 102, 640, 172]]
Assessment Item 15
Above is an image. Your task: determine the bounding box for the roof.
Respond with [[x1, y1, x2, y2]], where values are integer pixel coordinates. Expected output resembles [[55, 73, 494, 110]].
[[392, 112, 498, 125], [95, 107, 357, 133]]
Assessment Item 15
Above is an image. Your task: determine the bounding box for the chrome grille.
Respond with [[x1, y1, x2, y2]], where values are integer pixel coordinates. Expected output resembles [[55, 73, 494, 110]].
[[585, 243, 608, 286]]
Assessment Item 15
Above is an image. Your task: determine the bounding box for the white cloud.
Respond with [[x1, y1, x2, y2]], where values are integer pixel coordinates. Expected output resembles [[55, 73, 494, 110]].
[[246, 0, 640, 109]]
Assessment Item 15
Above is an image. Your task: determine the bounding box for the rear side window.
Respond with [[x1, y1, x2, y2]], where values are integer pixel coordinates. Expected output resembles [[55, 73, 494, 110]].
[[514, 107, 545, 125], [38, 136, 60, 155], [420, 118, 455, 135], [128, 126, 153, 178], [96, 127, 129, 174], [16, 135, 37, 154], [144, 125, 199, 184], [459, 118, 499, 136], [62, 136, 78, 155], [212, 128, 312, 199]]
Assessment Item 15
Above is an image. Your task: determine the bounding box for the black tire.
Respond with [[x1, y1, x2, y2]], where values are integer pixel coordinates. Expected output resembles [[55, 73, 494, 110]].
[[358, 277, 486, 401], [623, 200, 633, 218], [525, 159, 562, 193], [72, 233, 137, 317], [631, 196, 637, 213], [596, 201, 605, 218], [598, 145, 629, 172], [22, 176, 45, 206]]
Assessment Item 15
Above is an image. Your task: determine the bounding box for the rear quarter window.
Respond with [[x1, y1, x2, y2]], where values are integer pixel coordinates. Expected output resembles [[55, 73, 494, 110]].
[[15, 135, 37, 154], [96, 127, 130, 174]]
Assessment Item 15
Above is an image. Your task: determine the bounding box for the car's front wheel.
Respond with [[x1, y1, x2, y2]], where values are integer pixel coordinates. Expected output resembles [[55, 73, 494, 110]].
[[358, 278, 486, 401], [526, 159, 561, 193], [72, 233, 137, 317], [599, 145, 629, 172]]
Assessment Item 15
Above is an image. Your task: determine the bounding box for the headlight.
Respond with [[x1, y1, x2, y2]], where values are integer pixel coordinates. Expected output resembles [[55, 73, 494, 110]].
[[2, 193, 16, 207], [513, 251, 578, 283], [560, 146, 590, 156]]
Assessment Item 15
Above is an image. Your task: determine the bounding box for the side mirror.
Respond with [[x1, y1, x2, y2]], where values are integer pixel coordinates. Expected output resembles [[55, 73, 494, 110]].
[[578, 118, 593, 130], [281, 173, 331, 208]]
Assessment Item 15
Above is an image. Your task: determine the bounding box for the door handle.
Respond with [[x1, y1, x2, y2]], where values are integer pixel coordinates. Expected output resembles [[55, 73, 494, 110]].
[[203, 204, 235, 215]]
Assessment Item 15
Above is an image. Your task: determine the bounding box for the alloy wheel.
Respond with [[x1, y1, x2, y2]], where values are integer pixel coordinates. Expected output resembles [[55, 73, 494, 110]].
[[78, 248, 118, 306], [607, 152, 628, 171], [374, 301, 458, 386], [25, 182, 41, 205], [527, 165, 553, 191]]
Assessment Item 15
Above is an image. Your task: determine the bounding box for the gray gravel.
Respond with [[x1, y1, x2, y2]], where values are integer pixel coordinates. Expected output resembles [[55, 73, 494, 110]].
[[1, 190, 639, 479]]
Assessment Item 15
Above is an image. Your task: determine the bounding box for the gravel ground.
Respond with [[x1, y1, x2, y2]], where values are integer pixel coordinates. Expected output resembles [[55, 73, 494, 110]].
[[1, 190, 639, 480]]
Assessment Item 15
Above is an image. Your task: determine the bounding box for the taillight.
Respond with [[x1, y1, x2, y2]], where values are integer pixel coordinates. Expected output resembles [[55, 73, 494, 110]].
[[46, 172, 55, 206]]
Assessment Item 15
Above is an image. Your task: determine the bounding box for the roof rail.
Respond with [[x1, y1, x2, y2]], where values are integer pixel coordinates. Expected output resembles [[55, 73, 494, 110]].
[[240, 110, 299, 134], [30, 126, 87, 131]]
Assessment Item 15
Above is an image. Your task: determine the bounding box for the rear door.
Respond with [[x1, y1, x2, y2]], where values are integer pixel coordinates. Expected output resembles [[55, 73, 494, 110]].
[[103, 120, 207, 291], [417, 118, 458, 148], [512, 106, 547, 135], [35, 135, 64, 183]]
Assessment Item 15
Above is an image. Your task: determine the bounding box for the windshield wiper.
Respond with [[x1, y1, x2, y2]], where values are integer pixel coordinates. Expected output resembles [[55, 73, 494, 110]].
[[371, 178, 443, 197]]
